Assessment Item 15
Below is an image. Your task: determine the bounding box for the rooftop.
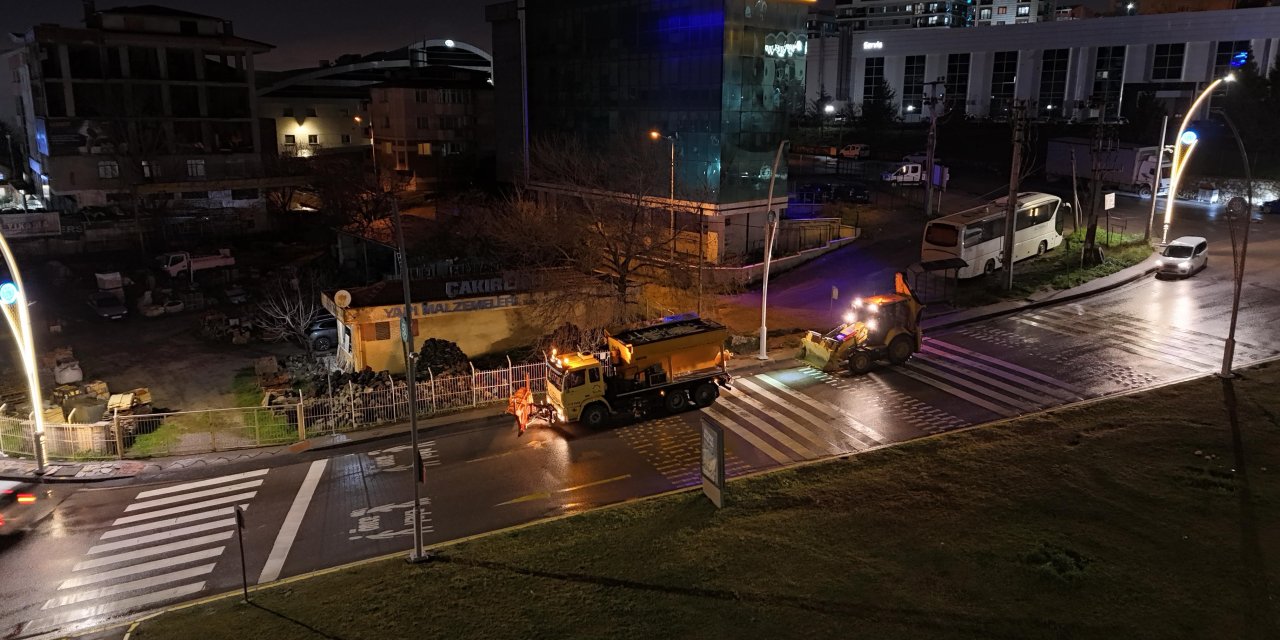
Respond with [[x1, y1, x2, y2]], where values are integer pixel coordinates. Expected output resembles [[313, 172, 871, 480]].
[[99, 5, 221, 20]]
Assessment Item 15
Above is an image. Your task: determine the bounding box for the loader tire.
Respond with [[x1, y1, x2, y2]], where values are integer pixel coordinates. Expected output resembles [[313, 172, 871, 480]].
[[693, 382, 719, 407], [888, 334, 915, 365], [581, 403, 608, 429], [665, 390, 690, 413], [848, 352, 874, 375]]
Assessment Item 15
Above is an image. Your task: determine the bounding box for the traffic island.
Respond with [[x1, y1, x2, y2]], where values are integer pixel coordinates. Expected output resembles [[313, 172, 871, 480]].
[[130, 362, 1280, 640]]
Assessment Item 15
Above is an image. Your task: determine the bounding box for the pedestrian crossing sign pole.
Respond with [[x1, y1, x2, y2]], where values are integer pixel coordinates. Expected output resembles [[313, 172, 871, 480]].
[[234, 505, 249, 603], [701, 418, 725, 508]]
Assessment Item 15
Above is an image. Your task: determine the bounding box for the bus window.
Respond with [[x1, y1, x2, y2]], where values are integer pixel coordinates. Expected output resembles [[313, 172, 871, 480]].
[[925, 223, 959, 247], [963, 226, 983, 246]]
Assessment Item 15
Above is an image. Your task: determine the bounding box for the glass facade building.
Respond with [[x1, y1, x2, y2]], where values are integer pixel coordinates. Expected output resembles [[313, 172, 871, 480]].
[[522, 0, 808, 205]]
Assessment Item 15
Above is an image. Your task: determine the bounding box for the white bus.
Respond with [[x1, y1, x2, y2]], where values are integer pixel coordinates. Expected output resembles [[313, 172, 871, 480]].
[[921, 192, 1069, 279]]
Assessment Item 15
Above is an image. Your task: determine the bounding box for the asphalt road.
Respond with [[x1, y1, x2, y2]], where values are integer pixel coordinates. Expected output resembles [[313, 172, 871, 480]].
[[1, 197, 1277, 639]]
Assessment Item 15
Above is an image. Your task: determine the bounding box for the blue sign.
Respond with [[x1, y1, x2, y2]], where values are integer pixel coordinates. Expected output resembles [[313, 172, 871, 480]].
[[1230, 51, 1249, 69]]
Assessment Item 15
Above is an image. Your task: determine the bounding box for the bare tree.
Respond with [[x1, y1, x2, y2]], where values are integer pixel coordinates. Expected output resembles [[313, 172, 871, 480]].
[[255, 272, 325, 350], [486, 135, 691, 327]]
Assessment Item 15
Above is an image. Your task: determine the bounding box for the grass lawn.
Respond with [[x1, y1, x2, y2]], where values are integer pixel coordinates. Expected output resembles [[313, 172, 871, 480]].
[[134, 363, 1280, 640], [953, 229, 1152, 308]]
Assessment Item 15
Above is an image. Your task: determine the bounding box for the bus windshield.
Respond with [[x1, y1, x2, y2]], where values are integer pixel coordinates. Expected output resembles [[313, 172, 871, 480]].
[[924, 223, 959, 247]]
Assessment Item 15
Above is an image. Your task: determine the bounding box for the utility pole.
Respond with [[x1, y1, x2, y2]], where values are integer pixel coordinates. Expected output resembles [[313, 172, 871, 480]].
[[1081, 117, 1112, 266], [390, 197, 429, 564], [1001, 100, 1027, 290], [1145, 114, 1169, 242], [923, 78, 945, 218]]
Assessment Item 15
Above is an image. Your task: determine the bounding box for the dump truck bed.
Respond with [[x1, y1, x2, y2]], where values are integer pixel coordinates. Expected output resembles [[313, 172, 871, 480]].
[[608, 316, 728, 380]]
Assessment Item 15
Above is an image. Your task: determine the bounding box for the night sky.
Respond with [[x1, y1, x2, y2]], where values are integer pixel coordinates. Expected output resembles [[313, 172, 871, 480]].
[[0, 0, 494, 70]]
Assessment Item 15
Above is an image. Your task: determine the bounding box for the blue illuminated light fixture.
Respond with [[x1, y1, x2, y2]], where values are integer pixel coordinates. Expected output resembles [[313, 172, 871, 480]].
[[0, 282, 16, 306], [1179, 130, 1199, 146], [1230, 51, 1249, 69]]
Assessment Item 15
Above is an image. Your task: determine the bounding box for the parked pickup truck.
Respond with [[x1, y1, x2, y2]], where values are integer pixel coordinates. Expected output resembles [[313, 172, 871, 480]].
[[882, 163, 949, 188], [157, 250, 235, 278]]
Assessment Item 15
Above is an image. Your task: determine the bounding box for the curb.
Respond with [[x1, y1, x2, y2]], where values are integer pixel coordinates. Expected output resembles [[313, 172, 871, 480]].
[[922, 263, 1157, 332], [0, 468, 130, 484]]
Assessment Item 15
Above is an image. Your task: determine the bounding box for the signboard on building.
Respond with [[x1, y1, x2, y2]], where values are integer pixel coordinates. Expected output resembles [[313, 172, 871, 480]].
[[0, 211, 61, 238]]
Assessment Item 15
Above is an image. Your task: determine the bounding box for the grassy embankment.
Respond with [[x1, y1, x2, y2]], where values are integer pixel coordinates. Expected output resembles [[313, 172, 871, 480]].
[[134, 362, 1280, 640]]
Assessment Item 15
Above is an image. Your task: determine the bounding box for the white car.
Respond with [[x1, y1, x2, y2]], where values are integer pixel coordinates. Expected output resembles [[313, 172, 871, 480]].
[[1156, 236, 1208, 278]]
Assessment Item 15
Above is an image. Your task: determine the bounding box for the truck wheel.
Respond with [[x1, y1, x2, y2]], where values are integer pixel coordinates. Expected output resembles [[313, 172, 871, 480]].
[[581, 403, 608, 429], [1139, 184, 1152, 198], [887, 335, 915, 365], [1037, 240, 1048, 256], [665, 390, 689, 413], [847, 352, 874, 375], [983, 259, 996, 276], [693, 382, 718, 407]]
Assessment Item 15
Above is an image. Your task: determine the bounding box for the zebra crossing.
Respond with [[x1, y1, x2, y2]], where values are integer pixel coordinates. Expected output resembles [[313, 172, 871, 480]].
[[1013, 307, 1280, 373], [616, 417, 751, 487], [702, 372, 890, 466], [33, 469, 269, 632]]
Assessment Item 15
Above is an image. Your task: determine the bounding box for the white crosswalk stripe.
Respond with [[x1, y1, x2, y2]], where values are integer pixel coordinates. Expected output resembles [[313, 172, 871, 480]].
[[702, 372, 890, 466], [29, 469, 271, 634]]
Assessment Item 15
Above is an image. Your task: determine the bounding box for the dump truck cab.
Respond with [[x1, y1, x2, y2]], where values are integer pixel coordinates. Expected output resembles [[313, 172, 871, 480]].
[[545, 350, 609, 424], [798, 272, 924, 375]]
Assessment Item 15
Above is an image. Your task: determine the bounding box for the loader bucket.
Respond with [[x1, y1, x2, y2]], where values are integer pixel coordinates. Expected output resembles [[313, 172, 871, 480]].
[[797, 330, 840, 372]]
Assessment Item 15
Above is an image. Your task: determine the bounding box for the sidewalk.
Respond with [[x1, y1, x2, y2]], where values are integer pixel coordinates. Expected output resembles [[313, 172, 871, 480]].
[[0, 257, 1157, 485]]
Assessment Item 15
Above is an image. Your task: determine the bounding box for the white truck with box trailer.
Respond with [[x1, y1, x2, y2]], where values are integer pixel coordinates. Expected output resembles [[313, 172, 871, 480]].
[[1044, 137, 1169, 198]]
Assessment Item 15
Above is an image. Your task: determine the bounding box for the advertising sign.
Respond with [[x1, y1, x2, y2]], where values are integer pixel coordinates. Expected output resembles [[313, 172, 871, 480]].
[[701, 418, 725, 508], [0, 211, 61, 238]]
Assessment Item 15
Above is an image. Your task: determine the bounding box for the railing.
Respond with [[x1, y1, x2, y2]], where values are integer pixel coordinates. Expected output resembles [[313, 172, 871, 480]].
[[0, 360, 550, 461]]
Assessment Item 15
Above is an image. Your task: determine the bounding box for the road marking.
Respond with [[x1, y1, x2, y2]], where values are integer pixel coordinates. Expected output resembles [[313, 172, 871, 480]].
[[894, 368, 1019, 418], [102, 504, 248, 540], [495, 474, 632, 507], [703, 405, 793, 466], [124, 480, 264, 512], [58, 548, 225, 590], [112, 492, 258, 525], [74, 532, 234, 571], [88, 518, 238, 554], [258, 459, 328, 583], [722, 387, 847, 451], [133, 469, 269, 500], [714, 396, 821, 459], [745, 376, 886, 445], [35, 583, 206, 629], [912, 352, 1048, 406], [42, 564, 216, 609], [924, 338, 1086, 397]]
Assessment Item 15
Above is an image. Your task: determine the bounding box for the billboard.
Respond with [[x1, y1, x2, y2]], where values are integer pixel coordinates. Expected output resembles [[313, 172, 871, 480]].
[[0, 211, 61, 238]]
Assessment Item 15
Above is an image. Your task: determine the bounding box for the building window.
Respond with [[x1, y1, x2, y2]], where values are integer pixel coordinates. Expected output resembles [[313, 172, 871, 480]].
[[979, 8, 991, 19], [97, 160, 120, 179], [141, 160, 158, 178], [416, 116, 430, 129], [186, 159, 206, 177], [862, 57, 885, 103], [232, 188, 258, 200], [415, 90, 430, 103], [1152, 43, 1185, 81], [308, 134, 318, 144], [284, 134, 296, 144], [1093, 46, 1126, 119], [181, 191, 207, 200], [439, 89, 469, 105], [383, 116, 391, 128], [996, 6, 1007, 14], [372, 322, 391, 341], [990, 51, 1018, 115], [282, 107, 294, 117], [1214, 40, 1250, 76], [440, 142, 464, 155], [1038, 49, 1069, 116], [305, 107, 317, 117], [945, 53, 970, 106], [417, 142, 432, 155], [382, 141, 392, 154], [341, 134, 351, 144], [1016, 4, 1030, 16], [902, 55, 925, 114]]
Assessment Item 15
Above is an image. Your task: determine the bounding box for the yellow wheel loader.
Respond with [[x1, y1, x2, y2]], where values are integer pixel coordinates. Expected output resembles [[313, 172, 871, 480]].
[[797, 272, 924, 375]]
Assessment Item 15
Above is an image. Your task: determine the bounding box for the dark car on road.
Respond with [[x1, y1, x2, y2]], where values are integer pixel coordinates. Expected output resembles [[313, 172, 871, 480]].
[[829, 182, 872, 203], [0, 480, 42, 536], [1261, 199, 1280, 215], [86, 291, 128, 320]]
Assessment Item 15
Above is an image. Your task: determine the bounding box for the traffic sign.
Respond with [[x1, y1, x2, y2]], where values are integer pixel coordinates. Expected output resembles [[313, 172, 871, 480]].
[[1104, 192, 1116, 211], [701, 418, 725, 508], [400, 317, 412, 344]]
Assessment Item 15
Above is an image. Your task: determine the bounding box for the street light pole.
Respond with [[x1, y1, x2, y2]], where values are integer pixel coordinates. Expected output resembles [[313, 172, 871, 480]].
[[1145, 114, 1168, 242], [1213, 108, 1253, 378], [758, 138, 788, 361], [1163, 75, 1232, 244], [0, 234, 45, 472], [669, 135, 676, 262], [389, 197, 427, 563]]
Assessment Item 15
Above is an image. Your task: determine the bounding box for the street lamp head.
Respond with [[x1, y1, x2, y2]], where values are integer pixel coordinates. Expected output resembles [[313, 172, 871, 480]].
[[1180, 130, 1198, 146], [444, 39, 455, 48], [648, 130, 662, 141], [353, 115, 363, 123], [1224, 72, 1237, 83], [906, 105, 916, 112], [823, 104, 836, 114], [0, 282, 16, 306]]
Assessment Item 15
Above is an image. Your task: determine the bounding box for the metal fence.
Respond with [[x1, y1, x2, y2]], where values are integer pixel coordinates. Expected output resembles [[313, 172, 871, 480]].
[[0, 360, 550, 461]]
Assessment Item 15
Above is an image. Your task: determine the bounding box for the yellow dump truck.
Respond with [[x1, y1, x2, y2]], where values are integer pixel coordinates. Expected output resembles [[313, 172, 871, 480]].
[[797, 272, 924, 375], [511, 314, 731, 430]]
